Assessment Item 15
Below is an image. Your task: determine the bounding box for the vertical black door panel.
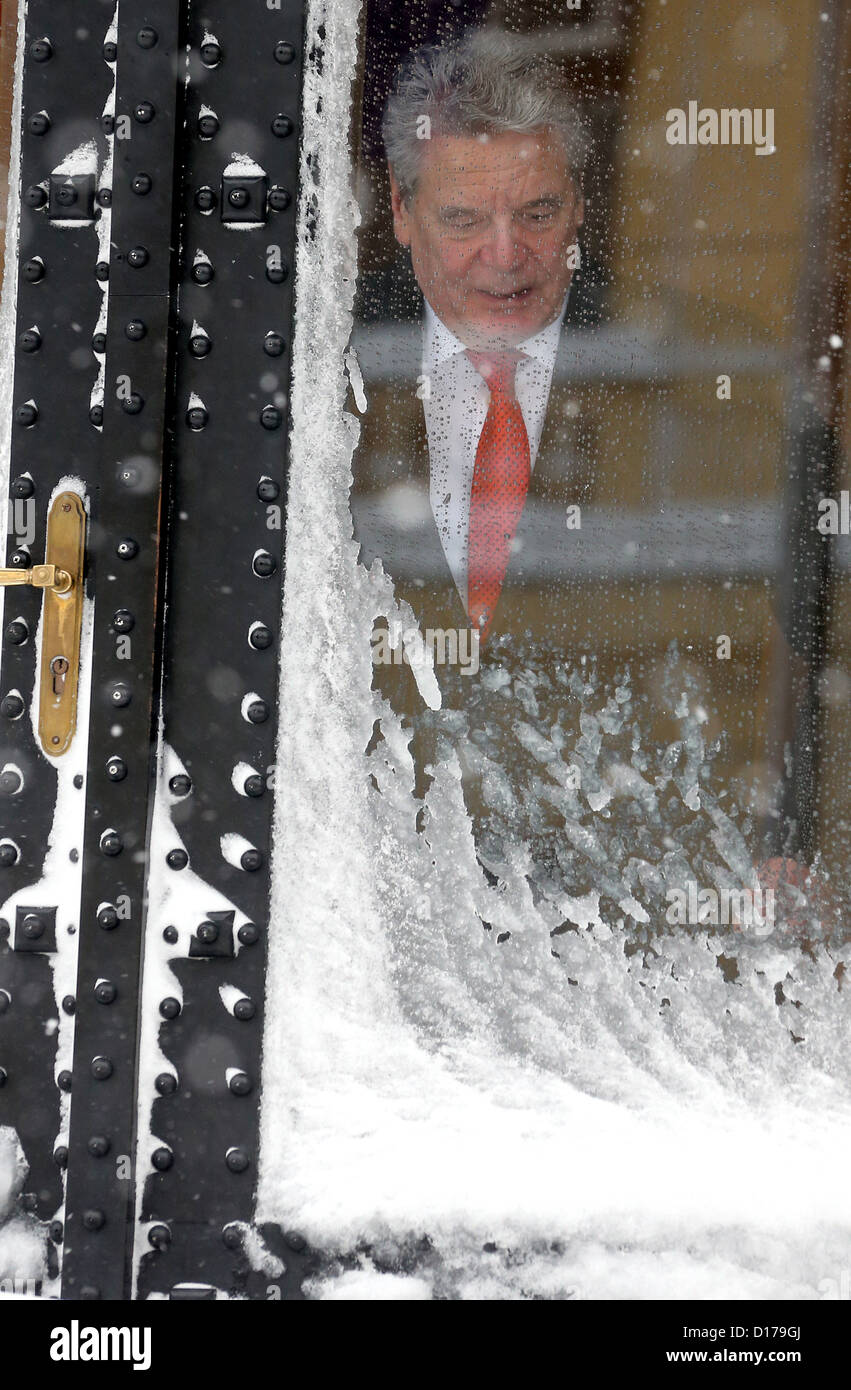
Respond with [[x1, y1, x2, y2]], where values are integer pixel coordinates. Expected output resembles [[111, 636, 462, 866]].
[[0, 1, 112, 1241], [60, 1, 183, 1301], [134, 0, 304, 1301]]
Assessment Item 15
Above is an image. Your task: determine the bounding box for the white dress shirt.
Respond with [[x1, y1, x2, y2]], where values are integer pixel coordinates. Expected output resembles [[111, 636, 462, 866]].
[[422, 300, 565, 613]]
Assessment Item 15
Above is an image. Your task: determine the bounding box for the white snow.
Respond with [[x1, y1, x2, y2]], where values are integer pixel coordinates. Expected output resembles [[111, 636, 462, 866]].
[[130, 733, 264, 1291], [219, 985, 247, 1016], [223, 154, 266, 180], [240, 690, 263, 722], [51, 139, 98, 180], [220, 831, 257, 870], [0, 1129, 46, 1292], [231, 760, 257, 794]]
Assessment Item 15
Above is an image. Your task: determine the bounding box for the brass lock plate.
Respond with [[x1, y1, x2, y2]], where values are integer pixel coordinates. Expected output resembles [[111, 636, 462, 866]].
[[38, 492, 86, 756]]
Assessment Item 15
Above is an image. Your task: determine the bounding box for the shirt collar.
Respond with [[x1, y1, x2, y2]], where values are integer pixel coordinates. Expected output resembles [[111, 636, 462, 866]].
[[423, 296, 568, 375], [422, 301, 465, 374]]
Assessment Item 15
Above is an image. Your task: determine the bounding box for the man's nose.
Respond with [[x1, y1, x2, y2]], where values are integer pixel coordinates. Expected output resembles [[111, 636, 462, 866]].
[[479, 219, 526, 270]]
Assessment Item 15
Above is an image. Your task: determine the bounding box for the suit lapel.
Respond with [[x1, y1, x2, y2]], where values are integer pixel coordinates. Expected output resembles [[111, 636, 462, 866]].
[[351, 348, 468, 637], [394, 403, 469, 635]]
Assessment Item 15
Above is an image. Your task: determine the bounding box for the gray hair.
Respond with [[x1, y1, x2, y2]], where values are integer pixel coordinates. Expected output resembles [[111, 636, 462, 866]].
[[382, 30, 589, 201]]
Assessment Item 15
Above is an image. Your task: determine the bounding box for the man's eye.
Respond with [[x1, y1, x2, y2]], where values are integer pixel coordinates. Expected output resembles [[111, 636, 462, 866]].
[[524, 209, 557, 224], [442, 212, 481, 229]]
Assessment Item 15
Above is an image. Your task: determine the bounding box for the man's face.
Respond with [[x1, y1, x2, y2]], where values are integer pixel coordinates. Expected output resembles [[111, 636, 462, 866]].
[[390, 129, 584, 348]]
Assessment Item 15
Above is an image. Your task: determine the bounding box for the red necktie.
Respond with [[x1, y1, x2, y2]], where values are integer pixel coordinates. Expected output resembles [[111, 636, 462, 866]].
[[466, 350, 531, 641]]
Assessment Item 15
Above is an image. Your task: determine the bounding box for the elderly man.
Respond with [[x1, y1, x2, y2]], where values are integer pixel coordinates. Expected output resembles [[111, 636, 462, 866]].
[[351, 32, 597, 668]]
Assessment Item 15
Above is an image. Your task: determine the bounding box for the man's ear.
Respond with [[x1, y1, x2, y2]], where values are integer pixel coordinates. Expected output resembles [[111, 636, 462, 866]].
[[388, 167, 413, 248]]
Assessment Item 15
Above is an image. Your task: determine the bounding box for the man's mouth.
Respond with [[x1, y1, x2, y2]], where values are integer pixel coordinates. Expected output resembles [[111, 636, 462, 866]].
[[477, 286, 534, 304]]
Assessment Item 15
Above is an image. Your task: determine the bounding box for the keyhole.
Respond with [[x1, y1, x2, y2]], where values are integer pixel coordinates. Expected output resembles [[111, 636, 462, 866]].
[[51, 655, 69, 696]]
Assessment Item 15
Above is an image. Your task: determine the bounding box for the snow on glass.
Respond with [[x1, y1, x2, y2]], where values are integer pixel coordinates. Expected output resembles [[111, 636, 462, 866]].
[[255, 0, 851, 1300]]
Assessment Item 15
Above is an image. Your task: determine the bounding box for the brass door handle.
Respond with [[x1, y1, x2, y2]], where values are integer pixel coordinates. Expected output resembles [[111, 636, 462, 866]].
[[0, 492, 85, 756], [0, 563, 73, 593]]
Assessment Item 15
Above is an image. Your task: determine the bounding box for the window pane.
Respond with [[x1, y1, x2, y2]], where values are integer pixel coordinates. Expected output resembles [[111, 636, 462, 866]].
[[260, 0, 851, 1299], [347, 0, 849, 925]]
